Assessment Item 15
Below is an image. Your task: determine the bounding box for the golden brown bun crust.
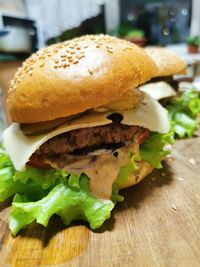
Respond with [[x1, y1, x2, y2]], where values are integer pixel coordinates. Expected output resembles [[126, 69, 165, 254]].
[[118, 160, 153, 190], [8, 35, 158, 123], [145, 47, 187, 77]]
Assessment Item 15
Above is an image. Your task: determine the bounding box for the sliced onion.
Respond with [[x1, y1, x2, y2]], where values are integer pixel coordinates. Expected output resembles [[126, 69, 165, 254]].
[[47, 155, 97, 173], [87, 149, 113, 156]]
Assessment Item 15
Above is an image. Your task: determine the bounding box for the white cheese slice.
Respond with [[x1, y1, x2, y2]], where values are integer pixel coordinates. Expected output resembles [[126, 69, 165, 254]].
[[3, 113, 110, 172], [139, 81, 177, 100], [3, 94, 169, 171]]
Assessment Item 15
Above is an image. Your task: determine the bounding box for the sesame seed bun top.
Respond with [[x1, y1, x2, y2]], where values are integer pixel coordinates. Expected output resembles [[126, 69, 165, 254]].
[[8, 35, 158, 123], [145, 47, 187, 77]]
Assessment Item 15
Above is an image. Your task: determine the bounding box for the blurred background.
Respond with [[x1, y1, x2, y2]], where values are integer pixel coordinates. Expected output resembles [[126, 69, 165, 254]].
[[0, 0, 200, 131]]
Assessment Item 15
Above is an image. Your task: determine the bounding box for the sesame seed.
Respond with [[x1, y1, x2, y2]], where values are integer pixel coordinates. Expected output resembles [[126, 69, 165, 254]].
[[88, 69, 93, 75], [107, 49, 113, 54], [123, 47, 132, 51], [63, 63, 69, 68]]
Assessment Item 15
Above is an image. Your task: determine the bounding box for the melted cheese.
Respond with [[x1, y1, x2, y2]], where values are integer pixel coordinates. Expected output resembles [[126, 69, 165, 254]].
[[3, 94, 169, 171], [139, 81, 177, 100]]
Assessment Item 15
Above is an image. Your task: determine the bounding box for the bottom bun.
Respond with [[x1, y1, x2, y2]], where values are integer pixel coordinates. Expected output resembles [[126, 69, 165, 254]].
[[118, 160, 153, 190]]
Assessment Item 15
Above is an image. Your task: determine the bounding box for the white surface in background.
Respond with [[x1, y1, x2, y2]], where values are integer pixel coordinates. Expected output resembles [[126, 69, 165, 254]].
[[0, 26, 31, 52], [166, 44, 200, 65], [105, 0, 120, 32], [0, 0, 26, 18], [191, 0, 200, 37], [25, 0, 106, 42]]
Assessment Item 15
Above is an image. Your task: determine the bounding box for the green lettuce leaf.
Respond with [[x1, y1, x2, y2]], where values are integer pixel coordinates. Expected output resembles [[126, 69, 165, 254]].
[[0, 166, 50, 201], [111, 152, 141, 203], [111, 185, 124, 203], [166, 89, 200, 138], [115, 153, 141, 188], [14, 166, 67, 190], [0, 148, 115, 234], [140, 126, 174, 169], [9, 175, 114, 235], [0, 146, 12, 168], [0, 123, 170, 235], [0, 149, 67, 201]]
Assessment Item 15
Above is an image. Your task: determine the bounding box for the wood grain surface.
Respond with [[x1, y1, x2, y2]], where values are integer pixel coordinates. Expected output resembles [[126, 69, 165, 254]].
[[0, 134, 200, 267]]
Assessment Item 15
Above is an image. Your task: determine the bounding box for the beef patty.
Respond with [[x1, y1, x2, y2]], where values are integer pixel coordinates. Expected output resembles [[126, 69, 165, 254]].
[[37, 123, 149, 155], [29, 123, 149, 168]]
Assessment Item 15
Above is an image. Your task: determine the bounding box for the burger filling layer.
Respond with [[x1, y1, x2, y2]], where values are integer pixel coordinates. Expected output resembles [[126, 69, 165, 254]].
[[1, 93, 173, 234], [30, 123, 149, 163], [27, 123, 150, 199]]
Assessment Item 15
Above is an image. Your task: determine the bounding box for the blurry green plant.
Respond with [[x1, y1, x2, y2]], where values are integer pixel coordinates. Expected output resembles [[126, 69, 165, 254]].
[[109, 22, 144, 39], [47, 28, 80, 45], [109, 22, 132, 37], [125, 29, 144, 38], [187, 36, 200, 47]]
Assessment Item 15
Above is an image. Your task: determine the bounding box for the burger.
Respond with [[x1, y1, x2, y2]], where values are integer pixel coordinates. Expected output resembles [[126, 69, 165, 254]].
[[139, 47, 187, 102], [0, 35, 172, 235], [138, 47, 200, 138]]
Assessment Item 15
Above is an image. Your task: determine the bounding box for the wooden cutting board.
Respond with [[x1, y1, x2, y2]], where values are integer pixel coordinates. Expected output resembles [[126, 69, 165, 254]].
[[0, 134, 200, 267]]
